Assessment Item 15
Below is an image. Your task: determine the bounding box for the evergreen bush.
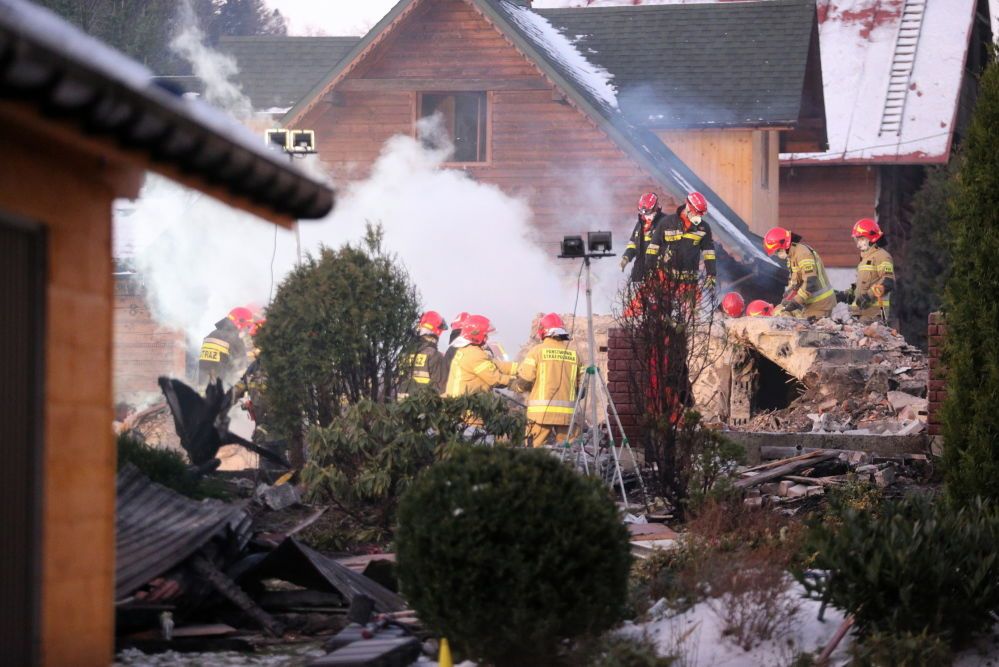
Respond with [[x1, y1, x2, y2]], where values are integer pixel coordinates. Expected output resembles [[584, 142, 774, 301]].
[[849, 630, 953, 667], [116, 432, 227, 499], [396, 447, 631, 667], [796, 494, 999, 646], [302, 389, 525, 545], [941, 56, 999, 503]]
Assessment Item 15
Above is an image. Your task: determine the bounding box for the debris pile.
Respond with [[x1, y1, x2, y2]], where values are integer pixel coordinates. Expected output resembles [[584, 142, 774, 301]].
[[736, 449, 931, 514], [723, 314, 927, 434]]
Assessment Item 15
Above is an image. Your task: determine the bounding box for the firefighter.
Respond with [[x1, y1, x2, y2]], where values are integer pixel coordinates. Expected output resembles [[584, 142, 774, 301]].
[[198, 307, 251, 386], [720, 292, 745, 318], [841, 218, 894, 322], [651, 191, 717, 293], [620, 192, 665, 282], [515, 313, 581, 448], [445, 315, 517, 399], [399, 311, 449, 397], [746, 300, 775, 317], [763, 227, 835, 319]]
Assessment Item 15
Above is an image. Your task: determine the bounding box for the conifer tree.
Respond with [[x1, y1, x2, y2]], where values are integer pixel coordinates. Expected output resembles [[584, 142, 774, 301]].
[[941, 55, 999, 504]]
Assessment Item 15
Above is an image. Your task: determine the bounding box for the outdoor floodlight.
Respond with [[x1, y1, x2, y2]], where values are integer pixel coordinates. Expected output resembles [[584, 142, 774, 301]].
[[265, 128, 289, 151], [560, 235, 585, 258], [587, 231, 612, 253], [289, 129, 316, 154]]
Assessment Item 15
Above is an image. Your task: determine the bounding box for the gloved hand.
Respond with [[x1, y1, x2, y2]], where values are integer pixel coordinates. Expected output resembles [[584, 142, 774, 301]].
[[704, 275, 717, 290], [781, 299, 804, 313], [857, 293, 874, 309], [619, 256, 629, 272], [871, 283, 886, 298]]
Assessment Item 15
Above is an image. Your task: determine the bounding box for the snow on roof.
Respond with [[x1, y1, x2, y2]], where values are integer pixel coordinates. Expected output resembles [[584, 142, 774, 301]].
[[783, 0, 976, 165], [502, 2, 619, 109]]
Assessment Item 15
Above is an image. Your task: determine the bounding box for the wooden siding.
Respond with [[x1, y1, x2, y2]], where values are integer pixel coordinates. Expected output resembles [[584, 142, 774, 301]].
[[655, 129, 756, 229], [0, 104, 140, 667], [304, 0, 670, 242], [751, 130, 780, 234], [779, 165, 878, 268]]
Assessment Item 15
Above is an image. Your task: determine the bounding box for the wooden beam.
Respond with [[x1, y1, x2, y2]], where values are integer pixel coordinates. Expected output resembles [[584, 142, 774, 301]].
[[338, 77, 550, 92]]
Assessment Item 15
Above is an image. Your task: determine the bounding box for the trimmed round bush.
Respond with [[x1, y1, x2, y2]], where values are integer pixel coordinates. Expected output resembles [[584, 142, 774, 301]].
[[396, 447, 631, 666]]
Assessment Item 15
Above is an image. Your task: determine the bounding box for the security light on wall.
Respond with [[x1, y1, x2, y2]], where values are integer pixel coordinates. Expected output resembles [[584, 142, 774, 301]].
[[265, 129, 289, 152], [264, 128, 317, 154]]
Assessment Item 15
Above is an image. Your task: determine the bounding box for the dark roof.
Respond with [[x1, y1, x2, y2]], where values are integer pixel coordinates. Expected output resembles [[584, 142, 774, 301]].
[[115, 464, 250, 598], [537, 0, 816, 129], [0, 0, 334, 220], [218, 36, 360, 110]]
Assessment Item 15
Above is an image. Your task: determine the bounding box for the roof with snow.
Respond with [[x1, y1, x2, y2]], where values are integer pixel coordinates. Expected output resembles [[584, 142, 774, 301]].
[[784, 0, 985, 165], [280, 0, 787, 284], [537, 0, 823, 129], [0, 0, 334, 221], [218, 36, 360, 111]]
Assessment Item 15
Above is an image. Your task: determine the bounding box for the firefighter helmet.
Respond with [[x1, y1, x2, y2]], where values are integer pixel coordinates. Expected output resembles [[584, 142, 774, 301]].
[[228, 307, 255, 331], [537, 312, 566, 339], [763, 227, 792, 256], [686, 191, 708, 215], [417, 310, 447, 337], [721, 292, 745, 317], [851, 218, 883, 243], [638, 192, 660, 215], [249, 317, 266, 337], [462, 315, 494, 345], [746, 300, 775, 317], [450, 311, 469, 330]]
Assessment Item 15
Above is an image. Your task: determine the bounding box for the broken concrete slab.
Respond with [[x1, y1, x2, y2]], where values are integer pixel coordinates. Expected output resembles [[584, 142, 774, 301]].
[[778, 480, 793, 497], [887, 391, 927, 412], [728, 431, 930, 465], [257, 483, 301, 511], [786, 484, 811, 498]]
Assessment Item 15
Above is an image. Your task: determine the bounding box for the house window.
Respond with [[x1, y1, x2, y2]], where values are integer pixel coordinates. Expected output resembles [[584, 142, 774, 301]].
[[419, 92, 488, 163]]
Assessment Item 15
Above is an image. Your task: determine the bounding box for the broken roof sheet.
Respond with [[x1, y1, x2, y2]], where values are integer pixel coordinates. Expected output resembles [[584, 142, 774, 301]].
[[115, 463, 249, 599], [784, 0, 977, 165], [536, 0, 817, 128]]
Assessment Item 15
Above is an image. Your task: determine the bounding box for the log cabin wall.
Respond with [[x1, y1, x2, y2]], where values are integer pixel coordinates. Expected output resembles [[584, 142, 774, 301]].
[[303, 0, 670, 242]]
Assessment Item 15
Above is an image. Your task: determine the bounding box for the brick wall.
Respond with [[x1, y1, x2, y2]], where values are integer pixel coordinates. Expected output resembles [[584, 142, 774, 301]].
[[607, 328, 643, 446], [927, 311, 947, 436], [113, 278, 189, 404]]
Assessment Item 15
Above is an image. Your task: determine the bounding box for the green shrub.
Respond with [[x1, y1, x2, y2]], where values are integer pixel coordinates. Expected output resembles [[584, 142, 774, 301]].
[[574, 633, 675, 667], [796, 494, 999, 645], [681, 414, 746, 512], [396, 447, 631, 667], [941, 56, 999, 504], [116, 432, 227, 500], [849, 630, 953, 667]]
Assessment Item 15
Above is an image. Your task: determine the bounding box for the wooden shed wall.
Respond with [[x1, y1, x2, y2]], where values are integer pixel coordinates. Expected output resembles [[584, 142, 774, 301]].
[[779, 164, 878, 268], [304, 0, 669, 241]]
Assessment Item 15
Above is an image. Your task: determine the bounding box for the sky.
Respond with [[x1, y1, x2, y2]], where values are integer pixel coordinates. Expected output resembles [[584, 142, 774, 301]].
[[269, 0, 999, 41]]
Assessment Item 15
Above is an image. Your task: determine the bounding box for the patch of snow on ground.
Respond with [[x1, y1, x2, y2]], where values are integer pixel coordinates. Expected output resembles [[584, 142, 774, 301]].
[[502, 2, 618, 109], [627, 582, 849, 666]]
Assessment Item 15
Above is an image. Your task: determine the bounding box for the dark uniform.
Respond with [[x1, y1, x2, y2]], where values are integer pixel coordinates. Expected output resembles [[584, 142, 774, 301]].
[[650, 206, 717, 285], [399, 335, 448, 396], [198, 317, 247, 386], [622, 212, 666, 282]]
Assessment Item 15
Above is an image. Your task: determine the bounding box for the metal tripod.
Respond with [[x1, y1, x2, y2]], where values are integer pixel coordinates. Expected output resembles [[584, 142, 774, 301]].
[[560, 255, 648, 508]]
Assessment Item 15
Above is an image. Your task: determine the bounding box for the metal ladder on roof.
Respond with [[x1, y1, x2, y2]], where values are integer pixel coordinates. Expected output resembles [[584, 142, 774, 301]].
[[878, 0, 927, 136]]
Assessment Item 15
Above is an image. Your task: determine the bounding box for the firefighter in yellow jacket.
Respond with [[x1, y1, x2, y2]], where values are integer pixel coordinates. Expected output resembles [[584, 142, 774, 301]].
[[843, 218, 894, 322], [763, 227, 835, 319], [445, 314, 517, 405], [516, 313, 581, 448]]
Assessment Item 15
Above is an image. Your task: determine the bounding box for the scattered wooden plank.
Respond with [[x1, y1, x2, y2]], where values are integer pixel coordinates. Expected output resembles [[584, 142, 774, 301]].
[[782, 475, 847, 487], [286, 507, 329, 537], [735, 452, 839, 489], [742, 449, 831, 474]]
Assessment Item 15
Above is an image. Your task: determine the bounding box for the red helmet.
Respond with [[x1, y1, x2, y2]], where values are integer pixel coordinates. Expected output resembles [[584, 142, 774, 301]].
[[462, 315, 494, 345], [763, 227, 792, 256], [450, 311, 469, 330], [746, 300, 775, 317], [228, 306, 255, 331], [537, 312, 566, 339], [721, 292, 745, 317], [638, 192, 660, 215], [249, 317, 266, 337], [417, 310, 447, 337], [851, 218, 883, 243], [686, 191, 708, 215]]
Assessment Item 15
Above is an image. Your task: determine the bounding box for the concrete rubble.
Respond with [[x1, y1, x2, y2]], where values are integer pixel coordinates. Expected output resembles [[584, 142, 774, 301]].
[[694, 314, 928, 434]]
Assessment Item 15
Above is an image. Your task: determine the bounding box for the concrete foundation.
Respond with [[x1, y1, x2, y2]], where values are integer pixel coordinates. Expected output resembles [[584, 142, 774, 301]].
[[724, 431, 931, 465]]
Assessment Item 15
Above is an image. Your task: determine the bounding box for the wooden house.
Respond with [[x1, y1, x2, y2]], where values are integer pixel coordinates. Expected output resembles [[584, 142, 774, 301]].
[[223, 0, 828, 291], [0, 1, 333, 664]]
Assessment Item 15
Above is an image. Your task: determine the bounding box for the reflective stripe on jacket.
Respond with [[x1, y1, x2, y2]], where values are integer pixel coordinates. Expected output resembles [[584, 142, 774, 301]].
[[400, 336, 447, 395], [853, 246, 894, 319], [786, 242, 834, 316], [517, 338, 581, 426], [445, 345, 516, 398]]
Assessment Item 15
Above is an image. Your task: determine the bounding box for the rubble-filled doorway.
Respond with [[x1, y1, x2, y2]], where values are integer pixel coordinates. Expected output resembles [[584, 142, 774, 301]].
[[753, 352, 805, 412], [0, 213, 44, 667]]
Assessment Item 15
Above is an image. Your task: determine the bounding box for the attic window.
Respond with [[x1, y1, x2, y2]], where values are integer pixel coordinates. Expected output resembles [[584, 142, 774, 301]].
[[418, 92, 488, 163]]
